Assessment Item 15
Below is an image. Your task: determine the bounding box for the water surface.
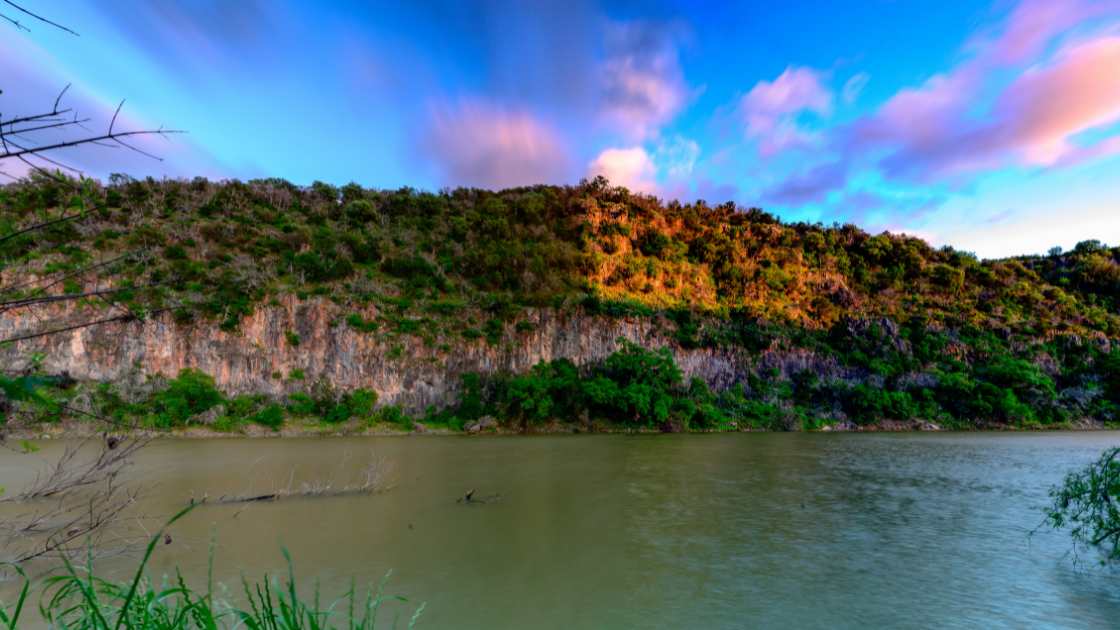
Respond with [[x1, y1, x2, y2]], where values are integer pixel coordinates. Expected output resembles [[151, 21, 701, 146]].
[[3, 432, 1119, 628]]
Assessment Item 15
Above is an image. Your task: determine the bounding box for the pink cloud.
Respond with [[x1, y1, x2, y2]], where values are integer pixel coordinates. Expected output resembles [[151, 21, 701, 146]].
[[421, 101, 571, 189], [587, 146, 658, 194], [864, 34, 1120, 179], [740, 66, 832, 156], [982, 0, 1116, 65], [861, 0, 1118, 155], [996, 36, 1120, 165], [753, 0, 1119, 204], [598, 22, 690, 141]]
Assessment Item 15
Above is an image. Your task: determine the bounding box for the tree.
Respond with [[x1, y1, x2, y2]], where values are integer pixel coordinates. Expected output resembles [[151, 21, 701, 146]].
[[0, 2, 180, 565], [1046, 446, 1120, 564]]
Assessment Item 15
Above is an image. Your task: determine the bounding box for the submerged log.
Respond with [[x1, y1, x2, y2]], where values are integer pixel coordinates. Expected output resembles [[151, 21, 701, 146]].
[[457, 489, 502, 505]]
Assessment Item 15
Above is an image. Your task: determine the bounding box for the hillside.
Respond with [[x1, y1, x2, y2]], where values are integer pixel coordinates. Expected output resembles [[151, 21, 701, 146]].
[[1, 174, 1118, 433]]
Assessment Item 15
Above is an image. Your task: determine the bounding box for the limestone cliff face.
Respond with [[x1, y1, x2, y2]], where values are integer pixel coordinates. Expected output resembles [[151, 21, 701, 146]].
[[0, 297, 848, 413]]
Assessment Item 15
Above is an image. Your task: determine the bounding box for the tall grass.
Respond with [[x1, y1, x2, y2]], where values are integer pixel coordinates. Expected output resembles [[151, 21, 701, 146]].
[[0, 506, 424, 629]]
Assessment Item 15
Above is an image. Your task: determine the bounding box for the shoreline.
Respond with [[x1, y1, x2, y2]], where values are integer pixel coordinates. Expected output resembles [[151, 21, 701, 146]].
[[4, 417, 1113, 441]]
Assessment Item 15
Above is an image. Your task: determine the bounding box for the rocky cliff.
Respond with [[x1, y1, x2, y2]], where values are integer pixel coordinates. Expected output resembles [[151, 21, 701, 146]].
[[1, 297, 847, 413]]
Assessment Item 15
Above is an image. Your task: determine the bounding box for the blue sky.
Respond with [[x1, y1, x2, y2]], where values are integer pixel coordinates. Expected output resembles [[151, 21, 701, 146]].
[[3, 0, 1119, 258]]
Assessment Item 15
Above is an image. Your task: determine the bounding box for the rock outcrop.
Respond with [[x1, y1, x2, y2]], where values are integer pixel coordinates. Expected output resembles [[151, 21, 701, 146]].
[[2, 297, 811, 413]]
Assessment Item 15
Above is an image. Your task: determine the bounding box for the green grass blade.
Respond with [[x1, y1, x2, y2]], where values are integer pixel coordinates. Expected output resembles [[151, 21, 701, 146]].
[[113, 503, 196, 630], [0, 563, 29, 629]]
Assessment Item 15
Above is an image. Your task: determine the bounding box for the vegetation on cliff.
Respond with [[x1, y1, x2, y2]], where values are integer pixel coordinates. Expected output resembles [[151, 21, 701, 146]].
[[1, 174, 1119, 430]]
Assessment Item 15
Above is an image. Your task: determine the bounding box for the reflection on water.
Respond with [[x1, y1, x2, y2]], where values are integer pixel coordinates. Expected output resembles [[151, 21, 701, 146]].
[[3, 432, 1119, 628]]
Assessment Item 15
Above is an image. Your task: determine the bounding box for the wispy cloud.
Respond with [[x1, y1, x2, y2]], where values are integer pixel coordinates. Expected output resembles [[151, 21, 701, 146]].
[[762, 161, 847, 205], [655, 135, 701, 179], [598, 21, 691, 141], [739, 66, 832, 156], [841, 72, 869, 104], [98, 0, 278, 76]]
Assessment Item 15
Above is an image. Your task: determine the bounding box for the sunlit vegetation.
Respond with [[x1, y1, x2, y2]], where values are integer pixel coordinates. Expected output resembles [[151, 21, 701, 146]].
[[2, 174, 1119, 430]]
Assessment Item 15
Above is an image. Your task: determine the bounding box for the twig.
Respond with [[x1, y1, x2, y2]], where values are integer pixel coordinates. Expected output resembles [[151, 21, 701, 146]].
[[1, 0, 78, 36], [0, 128, 185, 160], [0, 210, 86, 245]]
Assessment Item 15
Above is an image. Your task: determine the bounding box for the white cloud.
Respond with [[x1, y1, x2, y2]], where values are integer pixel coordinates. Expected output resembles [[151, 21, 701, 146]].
[[587, 146, 658, 193]]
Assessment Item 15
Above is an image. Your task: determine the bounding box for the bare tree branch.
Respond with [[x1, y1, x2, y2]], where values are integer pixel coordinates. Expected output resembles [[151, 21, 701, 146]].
[[0, 128, 185, 161], [2, 438, 146, 502], [0, 250, 142, 297], [0, 109, 74, 128], [0, 284, 159, 313], [1, 0, 78, 36], [0, 9, 29, 32], [7, 115, 93, 136], [0, 209, 87, 245], [0, 311, 144, 344]]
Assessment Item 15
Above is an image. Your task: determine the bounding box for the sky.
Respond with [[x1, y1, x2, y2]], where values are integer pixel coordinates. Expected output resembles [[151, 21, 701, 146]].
[[2, 0, 1119, 259]]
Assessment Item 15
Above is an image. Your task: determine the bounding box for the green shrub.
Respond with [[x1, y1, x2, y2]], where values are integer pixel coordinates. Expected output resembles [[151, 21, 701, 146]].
[[373, 404, 413, 429], [148, 369, 224, 427], [840, 384, 918, 423], [484, 318, 504, 345], [251, 403, 285, 430], [287, 387, 378, 424], [347, 389, 378, 417], [506, 372, 554, 423], [288, 249, 354, 282], [720, 391, 786, 431], [457, 373, 485, 420], [346, 313, 379, 332], [286, 392, 317, 416]]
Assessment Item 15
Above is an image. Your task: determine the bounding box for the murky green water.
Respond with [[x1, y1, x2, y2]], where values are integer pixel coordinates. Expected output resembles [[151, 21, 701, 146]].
[[3, 432, 1120, 628]]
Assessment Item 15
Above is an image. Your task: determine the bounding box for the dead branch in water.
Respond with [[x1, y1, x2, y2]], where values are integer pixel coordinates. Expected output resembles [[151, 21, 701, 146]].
[[195, 457, 397, 506]]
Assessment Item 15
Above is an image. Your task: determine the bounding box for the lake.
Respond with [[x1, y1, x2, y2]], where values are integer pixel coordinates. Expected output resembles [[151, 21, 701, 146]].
[[3, 432, 1119, 628]]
